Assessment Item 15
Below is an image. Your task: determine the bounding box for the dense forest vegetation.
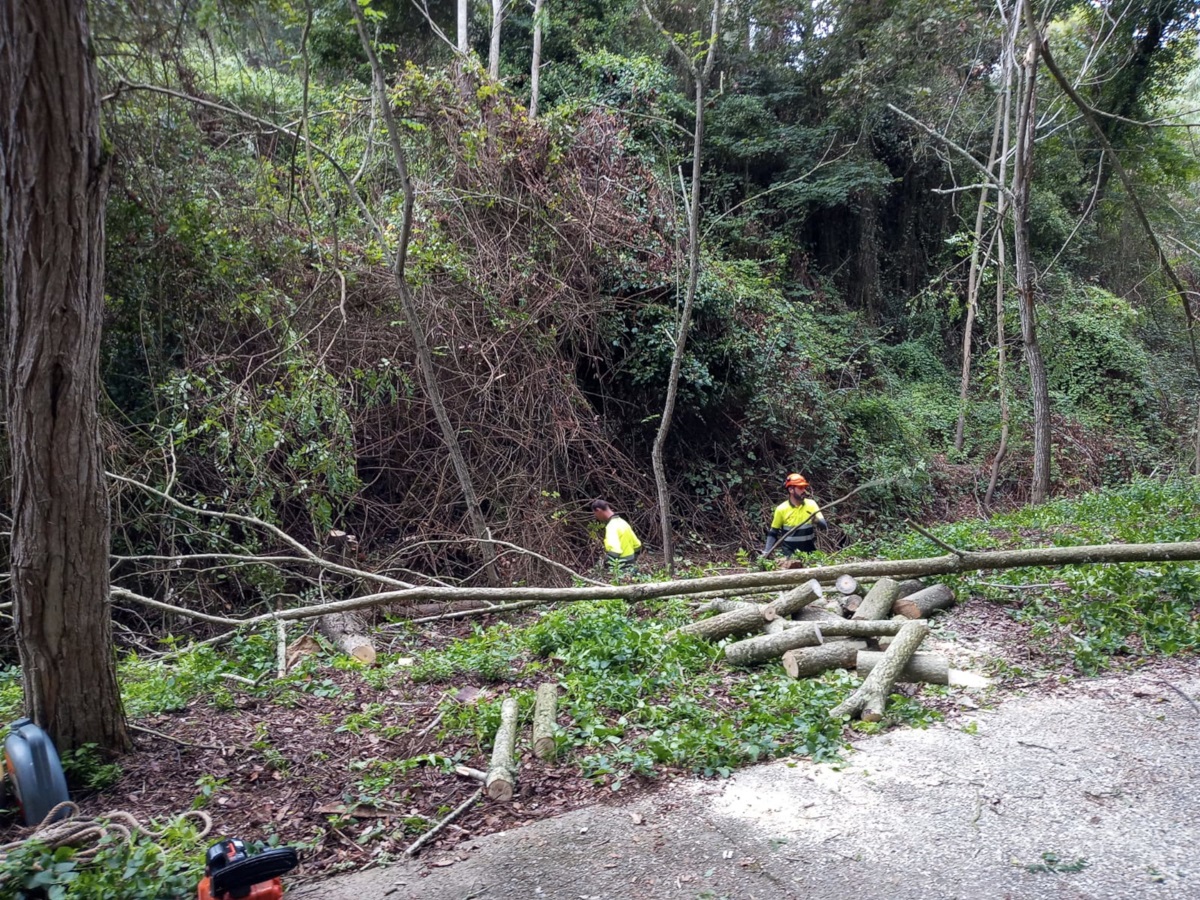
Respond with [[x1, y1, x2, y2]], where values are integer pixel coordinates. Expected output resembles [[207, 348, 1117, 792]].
[[71, 0, 1200, 600], [3, 2, 1200, 890]]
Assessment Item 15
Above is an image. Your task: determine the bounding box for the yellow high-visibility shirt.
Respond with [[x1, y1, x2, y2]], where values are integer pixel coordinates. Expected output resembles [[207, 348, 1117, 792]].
[[604, 516, 642, 559], [770, 498, 822, 533]]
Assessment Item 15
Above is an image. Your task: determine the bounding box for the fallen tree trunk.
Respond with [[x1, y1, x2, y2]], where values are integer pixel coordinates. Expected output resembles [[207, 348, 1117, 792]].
[[486, 697, 519, 801], [318, 611, 376, 666], [852, 577, 900, 621], [724, 624, 823, 666], [895, 579, 926, 599], [783, 641, 866, 678], [831, 620, 929, 721], [856, 650, 949, 685], [893, 584, 956, 619], [389, 600, 491, 618], [532, 683, 558, 760], [111, 540, 1200, 630]]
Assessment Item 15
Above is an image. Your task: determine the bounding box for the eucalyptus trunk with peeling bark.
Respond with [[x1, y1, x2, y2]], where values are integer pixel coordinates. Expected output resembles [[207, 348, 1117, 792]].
[[0, 0, 129, 752]]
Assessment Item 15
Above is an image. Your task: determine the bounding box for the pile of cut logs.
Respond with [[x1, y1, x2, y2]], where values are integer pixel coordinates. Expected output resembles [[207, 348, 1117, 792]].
[[668, 575, 957, 722]]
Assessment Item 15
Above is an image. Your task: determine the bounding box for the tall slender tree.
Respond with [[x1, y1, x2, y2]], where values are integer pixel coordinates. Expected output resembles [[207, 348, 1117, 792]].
[[0, 0, 129, 751], [645, 0, 721, 575]]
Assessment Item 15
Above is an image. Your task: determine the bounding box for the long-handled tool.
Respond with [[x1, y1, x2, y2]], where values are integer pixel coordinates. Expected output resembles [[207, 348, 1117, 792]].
[[197, 839, 299, 900]]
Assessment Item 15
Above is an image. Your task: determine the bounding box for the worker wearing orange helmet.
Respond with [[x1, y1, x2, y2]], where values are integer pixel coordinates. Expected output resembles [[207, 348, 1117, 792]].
[[762, 473, 828, 558]]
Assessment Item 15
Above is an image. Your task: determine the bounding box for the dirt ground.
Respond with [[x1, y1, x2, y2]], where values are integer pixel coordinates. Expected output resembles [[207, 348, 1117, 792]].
[[295, 660, 1200, 900]]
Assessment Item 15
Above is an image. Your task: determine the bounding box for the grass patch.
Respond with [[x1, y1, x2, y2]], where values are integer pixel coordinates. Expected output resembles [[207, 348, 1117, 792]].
[[407, 598, 938, 787], [858, 477, 1200, 673]]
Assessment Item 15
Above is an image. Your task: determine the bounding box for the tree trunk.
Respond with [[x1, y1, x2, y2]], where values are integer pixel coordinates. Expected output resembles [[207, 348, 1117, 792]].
[[532, 682, 557, 760], [528, 0, 544, 118], [893, 584, 956, 619], [648, 0, 721, 577], [856, 650, 949, 685], [486, 697, 518, 800], [895, 579, 925, 599], [669, 579, 820, 640], [457, 0, 469, 53], [955, 87, 1005, 451], [349, 1, 499, 585], [851, 577, 899, 620], [1013, 7, 1051, 504], [831, 620, 929, 722], [0, 0, 129, 753], [782, 642, 866, 679], [488, 0, 503, 79], [139, 539, 1200, 630], [987, 10, 1018, 512]]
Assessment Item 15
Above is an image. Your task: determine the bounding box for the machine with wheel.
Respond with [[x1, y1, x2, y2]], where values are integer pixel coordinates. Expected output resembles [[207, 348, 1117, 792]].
[[2, 717, 70, 826]]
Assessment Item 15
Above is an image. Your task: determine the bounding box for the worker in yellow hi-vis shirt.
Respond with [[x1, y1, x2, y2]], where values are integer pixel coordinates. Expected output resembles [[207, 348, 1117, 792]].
[[762, 473, 828, 559], [590, 499, 642, 571]]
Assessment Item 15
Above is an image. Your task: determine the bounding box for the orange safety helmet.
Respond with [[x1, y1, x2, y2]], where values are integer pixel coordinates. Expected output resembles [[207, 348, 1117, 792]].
[[784, 473, 809, 490]]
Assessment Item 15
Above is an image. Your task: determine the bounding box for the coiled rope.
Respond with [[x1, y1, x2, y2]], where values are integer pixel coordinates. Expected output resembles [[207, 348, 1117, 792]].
[[0, 802, 213, 863]]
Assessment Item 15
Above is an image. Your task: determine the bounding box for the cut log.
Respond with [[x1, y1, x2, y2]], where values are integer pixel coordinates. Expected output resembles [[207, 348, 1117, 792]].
[[769, 579, 823, 617], [389, 600, 491, 619], [532, 683, 558, 761], [670, 579, 822, 641], [835, 574, 858, 595], [782, 641, 867, 679], [318, 611, 376, 666], [669, 602, 770, 640], [486, 697, 519, 801], [841, 594, 862, 615], [856, 650, 949, 685], [895, 579, 926, 599], [893, 584, 956, 619], [724, 624, 823, 666], [830, 620, 929, 722], [852, 577, 900, 621], [693, 599, 756, 615]]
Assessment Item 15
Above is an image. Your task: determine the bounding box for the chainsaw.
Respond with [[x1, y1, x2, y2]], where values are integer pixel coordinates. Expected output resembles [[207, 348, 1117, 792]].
[[197, 838, 299, 900]]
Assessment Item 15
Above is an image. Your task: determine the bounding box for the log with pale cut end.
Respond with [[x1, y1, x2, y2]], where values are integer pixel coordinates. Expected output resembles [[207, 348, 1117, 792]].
[[856, 650, 949, 685], [893, 584, 956, 619], [532, 683, 559, 760], [782, 641, 867, 679], [724, 623, 823, 666], [895, 579, 926, 599], [841, 594, 862, 615], [318, 611, 377, 665], [830, 620, 929, 722], [851, 577, 900, 621], [486, 697, 519, 801], [769, 579, 823, 617], [835, 574, 858, 595]]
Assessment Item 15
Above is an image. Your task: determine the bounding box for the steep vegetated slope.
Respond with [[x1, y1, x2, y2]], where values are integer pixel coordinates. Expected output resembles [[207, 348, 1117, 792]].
[[72, 0, 1200, 606]]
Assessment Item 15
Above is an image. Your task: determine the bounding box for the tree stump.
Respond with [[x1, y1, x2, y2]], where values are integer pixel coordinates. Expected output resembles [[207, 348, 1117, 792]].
[[893, 584, 956, 619], [486, 697, 519, 801], [852, 577, 900, 621], [856, 650, 949, 685], [782, 641, 866, 679], [532, 683, 558, 760]]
